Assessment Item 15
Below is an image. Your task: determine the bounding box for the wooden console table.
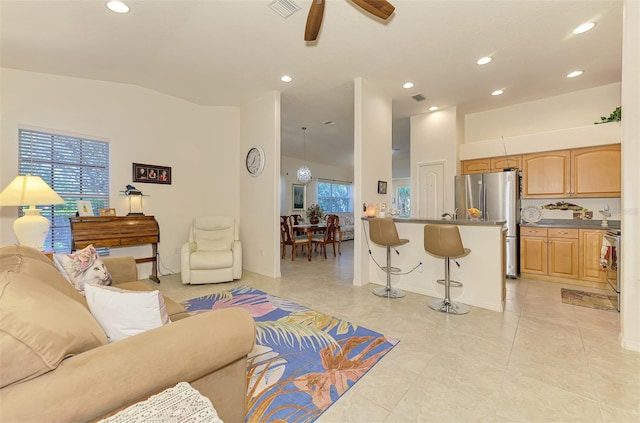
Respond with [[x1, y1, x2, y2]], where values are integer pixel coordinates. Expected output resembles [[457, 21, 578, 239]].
[[69, 216, 160, 283]]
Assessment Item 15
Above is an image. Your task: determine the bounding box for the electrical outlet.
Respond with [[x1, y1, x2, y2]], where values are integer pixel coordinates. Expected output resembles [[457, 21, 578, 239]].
[[174, 247, 180, 255], [418, 262, 423, 273]]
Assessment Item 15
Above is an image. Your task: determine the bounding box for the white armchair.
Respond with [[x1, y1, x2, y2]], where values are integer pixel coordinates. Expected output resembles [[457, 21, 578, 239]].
[[180, 216, 242, 284]]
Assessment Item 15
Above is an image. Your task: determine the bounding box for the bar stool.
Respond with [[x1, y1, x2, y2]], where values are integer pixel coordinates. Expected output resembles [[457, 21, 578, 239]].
[[423, 224, 471, 314], [369, 218, 409, 298]]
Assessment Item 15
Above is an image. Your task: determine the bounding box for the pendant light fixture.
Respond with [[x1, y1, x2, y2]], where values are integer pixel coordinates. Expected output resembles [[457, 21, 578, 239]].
[[297, 126, 312, 184]]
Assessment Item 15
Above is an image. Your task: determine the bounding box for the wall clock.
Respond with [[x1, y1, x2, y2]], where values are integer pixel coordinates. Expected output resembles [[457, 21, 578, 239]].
[[245, 146, 265, 177]]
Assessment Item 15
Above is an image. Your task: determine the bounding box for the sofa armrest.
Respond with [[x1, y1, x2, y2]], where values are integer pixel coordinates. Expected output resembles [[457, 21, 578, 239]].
[[102, 256, 138, 284], [0, 308, 255, 423]]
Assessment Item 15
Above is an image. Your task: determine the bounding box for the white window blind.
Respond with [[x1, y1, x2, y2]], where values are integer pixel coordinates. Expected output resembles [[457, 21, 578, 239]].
[[317, 179, 352, 213], [18, 129, 110, 252]]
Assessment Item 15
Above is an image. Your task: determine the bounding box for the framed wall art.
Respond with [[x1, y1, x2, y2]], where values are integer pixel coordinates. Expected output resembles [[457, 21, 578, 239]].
[[377, 180, 387, 194], [292, 184, 306, 211], [132, 163, 171, 184]]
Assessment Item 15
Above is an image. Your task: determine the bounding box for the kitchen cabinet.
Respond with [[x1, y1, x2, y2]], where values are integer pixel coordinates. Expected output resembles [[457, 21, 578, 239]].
[[547, 228, 579, 279], [461, 155, 521, 175], [521, 225, 608, 287], [461, 158, 491, 174], [579, 229, 607, 283], [522, 144, 621, 198], [521, 227, 579, 279]]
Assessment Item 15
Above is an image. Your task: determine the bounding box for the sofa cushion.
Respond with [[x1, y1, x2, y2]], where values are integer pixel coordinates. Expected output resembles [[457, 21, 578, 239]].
[[85, 284, 171, 343], [53, 244, 113, 293], [0, 248, 108, 388]]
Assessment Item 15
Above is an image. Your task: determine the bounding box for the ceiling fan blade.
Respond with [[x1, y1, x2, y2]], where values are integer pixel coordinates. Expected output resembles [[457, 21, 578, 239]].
[[304, 0, 325, 41], [352, 0, 395, 20]]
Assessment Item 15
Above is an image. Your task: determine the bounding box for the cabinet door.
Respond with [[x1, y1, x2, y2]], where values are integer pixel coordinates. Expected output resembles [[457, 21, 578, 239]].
[[521, 236, 548, 275], [491, 155, 522, 171], [548, 237, 579, 279], [522, 151, 571, 198], [572, 145, 621, 197], [461, 159, 492, 174], [579, 229, 607, 282]]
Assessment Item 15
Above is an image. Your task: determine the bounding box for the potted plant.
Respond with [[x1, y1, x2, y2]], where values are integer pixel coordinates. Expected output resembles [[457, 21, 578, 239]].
[[306, 204, 325, 224]]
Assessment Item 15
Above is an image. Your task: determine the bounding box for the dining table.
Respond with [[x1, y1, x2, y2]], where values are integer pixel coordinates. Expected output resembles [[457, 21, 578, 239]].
[[292, 223, 340, 261]]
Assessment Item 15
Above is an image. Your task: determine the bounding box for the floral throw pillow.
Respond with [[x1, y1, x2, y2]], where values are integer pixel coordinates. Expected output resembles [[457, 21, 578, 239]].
[[53, 245, 113, 294]]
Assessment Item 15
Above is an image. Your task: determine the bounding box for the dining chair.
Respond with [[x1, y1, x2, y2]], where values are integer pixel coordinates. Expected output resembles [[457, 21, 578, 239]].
[[291, 214, 305, 236], [281, 215, 308, 261], [311, 214, 337, 259]]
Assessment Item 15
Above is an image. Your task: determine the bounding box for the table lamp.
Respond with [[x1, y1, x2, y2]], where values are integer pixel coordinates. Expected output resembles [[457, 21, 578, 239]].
[[0, 175, 65, 250]]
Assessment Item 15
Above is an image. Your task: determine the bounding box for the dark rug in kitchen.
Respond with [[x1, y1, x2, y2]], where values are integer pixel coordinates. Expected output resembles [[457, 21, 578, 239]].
[[561, 288, 617, 312]]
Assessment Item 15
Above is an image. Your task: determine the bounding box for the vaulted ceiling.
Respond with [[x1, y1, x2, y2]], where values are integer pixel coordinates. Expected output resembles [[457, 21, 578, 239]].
[[0, 1, 623, 169]]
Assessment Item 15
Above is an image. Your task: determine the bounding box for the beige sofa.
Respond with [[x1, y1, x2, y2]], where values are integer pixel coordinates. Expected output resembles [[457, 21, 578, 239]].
[[0, 244, 255, 423]]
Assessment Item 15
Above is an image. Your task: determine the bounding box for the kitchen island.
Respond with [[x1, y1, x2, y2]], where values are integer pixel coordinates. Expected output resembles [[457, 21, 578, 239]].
[[363, 217, 507, 312]]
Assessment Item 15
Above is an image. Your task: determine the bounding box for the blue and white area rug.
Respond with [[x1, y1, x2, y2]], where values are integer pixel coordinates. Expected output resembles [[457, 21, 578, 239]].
[[184, 287, 399, 423]]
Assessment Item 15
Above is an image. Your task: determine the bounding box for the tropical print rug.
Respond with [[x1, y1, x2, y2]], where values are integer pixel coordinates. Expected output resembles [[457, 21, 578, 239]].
[[561, 288, 618, 312], [184, 287, 399, 423]]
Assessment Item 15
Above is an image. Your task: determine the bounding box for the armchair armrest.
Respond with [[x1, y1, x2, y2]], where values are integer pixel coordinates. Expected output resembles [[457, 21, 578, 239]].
[[232, 240, 242, 280], [102, 256, 138, 284], [0, 308, 255, 423]]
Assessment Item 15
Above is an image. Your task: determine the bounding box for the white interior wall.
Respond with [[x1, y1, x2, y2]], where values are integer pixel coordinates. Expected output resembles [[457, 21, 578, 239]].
[[465, 83, 621, 142], [354, 77, 392, 287], [239, 91, 280, 279], [410, 107, 458, 217], [0, 69, 240, 275]]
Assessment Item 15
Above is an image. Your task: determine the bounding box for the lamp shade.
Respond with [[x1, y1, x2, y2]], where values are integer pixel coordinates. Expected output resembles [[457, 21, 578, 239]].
[[0, 175, 64, 206], [0, 175, 65, 250]]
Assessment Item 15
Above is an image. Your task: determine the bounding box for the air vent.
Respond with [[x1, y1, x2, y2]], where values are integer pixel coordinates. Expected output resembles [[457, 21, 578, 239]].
[[268, 0, 301, 18], [412, 94, 426, 102]]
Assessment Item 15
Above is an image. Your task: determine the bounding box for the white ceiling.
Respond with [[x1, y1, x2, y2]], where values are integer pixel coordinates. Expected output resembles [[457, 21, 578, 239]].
[[0, 1, 623, 169]]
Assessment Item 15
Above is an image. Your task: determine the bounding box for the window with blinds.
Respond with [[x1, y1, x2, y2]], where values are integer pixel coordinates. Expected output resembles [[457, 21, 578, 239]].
[[18, 129, 110, 252], [317, 179, 352, 213]]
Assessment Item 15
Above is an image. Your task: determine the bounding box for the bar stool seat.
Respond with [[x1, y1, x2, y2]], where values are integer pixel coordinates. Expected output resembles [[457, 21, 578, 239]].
[[423, 224, 471, 314], [369, 218, 409, 298]]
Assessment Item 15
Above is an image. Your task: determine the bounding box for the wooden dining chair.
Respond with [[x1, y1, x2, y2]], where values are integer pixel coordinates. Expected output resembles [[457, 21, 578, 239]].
[[312, 214, 337, 259], [291, 214, 305, 236], [281, 215, 308, 261]]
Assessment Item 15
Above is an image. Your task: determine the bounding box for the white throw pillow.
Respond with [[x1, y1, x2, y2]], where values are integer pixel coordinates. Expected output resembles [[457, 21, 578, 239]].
[[53, 245, 112, 293], [84, 283, 170, 343]]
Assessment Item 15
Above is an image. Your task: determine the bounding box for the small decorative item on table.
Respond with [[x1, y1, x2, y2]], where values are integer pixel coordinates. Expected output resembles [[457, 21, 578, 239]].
[[306, 203, 325, 225], [467, 207, 481, 220]]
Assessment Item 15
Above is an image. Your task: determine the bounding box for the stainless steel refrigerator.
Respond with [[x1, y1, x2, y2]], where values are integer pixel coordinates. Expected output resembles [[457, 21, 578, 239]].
[[454, 170, 521, 278]]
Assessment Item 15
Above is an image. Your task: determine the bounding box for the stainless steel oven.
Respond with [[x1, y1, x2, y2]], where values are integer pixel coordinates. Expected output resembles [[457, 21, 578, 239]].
[[603, 230, 620, 312]]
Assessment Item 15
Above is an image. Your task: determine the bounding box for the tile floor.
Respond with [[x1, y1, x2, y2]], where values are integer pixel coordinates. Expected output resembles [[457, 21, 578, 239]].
[[151, 241, 639, 422]]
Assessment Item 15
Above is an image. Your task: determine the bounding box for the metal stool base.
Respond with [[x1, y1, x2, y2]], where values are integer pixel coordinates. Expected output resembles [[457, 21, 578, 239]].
[[436, 279, 462, 288], [428, 298, 470, 314], [373, 286, 406, 298], [382, 266, 401, 273]]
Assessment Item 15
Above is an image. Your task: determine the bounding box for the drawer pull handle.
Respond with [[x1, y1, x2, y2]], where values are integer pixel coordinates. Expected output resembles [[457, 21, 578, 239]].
[[558, 231, 569, 235]]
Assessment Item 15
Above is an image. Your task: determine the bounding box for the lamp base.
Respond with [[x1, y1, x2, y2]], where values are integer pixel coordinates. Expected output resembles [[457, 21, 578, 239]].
[[13, 207, 50, 251], [127, 212, 145, 216]]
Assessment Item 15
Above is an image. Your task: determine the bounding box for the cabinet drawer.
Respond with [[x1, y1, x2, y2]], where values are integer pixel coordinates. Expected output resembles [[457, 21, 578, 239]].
[[548, 228, 578, 239], [520, 227, 548, 237]]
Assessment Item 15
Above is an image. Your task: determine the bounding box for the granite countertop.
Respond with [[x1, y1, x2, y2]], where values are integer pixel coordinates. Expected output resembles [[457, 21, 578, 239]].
[[520, 218, 620, 230], [361, 217, 506, 227]]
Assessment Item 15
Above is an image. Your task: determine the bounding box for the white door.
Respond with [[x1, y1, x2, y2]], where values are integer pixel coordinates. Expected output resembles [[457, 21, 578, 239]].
[[417, 161, 445, 219]]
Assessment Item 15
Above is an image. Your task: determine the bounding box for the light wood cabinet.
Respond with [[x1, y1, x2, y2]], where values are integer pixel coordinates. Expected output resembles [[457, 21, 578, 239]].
[[521, 150, 571, 198], [521, 225, 607, 287], [461, 155, 522, 175], [547, 228, 579, 279], [520, 227, 548, 275], [522, 145, 621, 198], [491, 155, 522, 172], [579, 229, 607, 283], [572, 145, 621, 197], [461, 158, 492, 174]]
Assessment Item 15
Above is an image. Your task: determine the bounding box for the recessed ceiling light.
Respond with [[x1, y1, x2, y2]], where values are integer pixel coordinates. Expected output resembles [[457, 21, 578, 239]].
[[403, 82, 414, 89], [280, 75, 293, 83], [106, 1, 129, 14], [429, 106, 439, 111], [567, 70, 584, 78], [476, 56, 493, 65], [573, 22, 596, 34], [491, 90, 504, 96]]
